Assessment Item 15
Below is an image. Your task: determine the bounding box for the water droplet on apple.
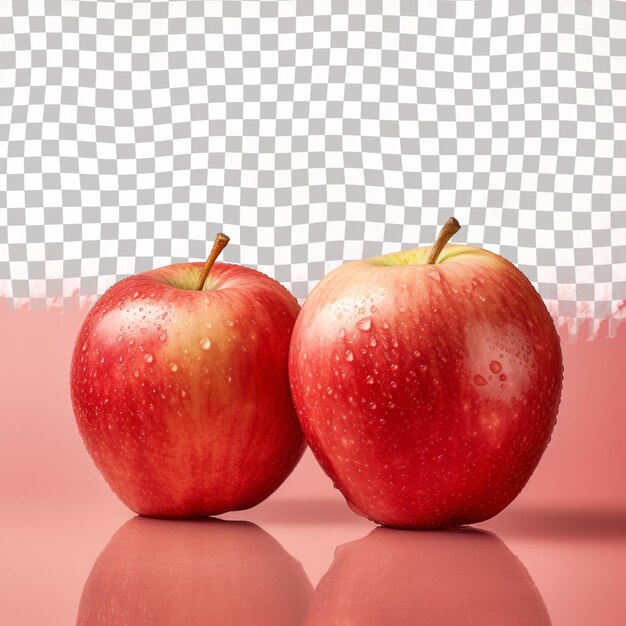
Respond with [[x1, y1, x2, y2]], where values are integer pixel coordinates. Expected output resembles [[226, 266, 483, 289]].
[[370, 305, 378, 313], [129, 339, 135, 346], [116, 335, 123, 342], [134, 370, 139, 378], [181, 389, 186, 397], [428, 271, 441, 282], [489, 360, 502, 373], [345, 349, 354, 362], [144, 354, 153, 363], [140, 328, 147, 334], [326, 387, 333, 395], [81, 341, 88, 352], [390, 363, 398, 371], [100, 357, 104, 364], [226, 319, 234, 327], [369, 402, 377, 410], [474, 374, 488, 386], [419, 364, 427, 372], [366, 375, 374, 385], [159, 331, 167, 341], [200, 338, 211, 350], [338, 327, 346, 338], [169, 362, 178, 372], [391, 338, 399, 348], [499, 374, 507, 381], [370, 336, 377, 347], [356, 317, 372, 331], [118, 356, 123, 362], [382, 321, 389, 329]]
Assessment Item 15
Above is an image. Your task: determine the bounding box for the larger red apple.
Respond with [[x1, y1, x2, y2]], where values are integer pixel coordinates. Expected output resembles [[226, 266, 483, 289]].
[[289, 219, 563, 528], [71, 234, 305, 517]]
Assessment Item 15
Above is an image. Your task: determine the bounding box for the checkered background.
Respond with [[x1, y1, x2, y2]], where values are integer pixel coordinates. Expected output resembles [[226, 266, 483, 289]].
[[1, 0, 625, 339]]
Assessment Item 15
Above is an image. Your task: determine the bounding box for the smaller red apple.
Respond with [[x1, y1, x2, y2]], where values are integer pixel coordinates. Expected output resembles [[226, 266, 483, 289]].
[[71, 234, 305, 517]]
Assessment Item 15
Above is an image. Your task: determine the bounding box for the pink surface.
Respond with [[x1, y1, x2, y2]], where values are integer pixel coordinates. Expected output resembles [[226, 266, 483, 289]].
[[1, 301, 626, 624]]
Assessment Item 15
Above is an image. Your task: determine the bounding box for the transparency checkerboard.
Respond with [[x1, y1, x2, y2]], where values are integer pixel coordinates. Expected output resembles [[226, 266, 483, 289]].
[[1, 1, 625, 339]]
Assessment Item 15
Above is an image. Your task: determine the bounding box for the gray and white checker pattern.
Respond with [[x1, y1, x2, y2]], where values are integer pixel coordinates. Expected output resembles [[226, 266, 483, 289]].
[[1, 1, 625, 338]]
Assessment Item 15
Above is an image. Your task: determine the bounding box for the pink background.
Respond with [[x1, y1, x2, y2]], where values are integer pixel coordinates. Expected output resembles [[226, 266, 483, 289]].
[[2, 301, 625, 624]]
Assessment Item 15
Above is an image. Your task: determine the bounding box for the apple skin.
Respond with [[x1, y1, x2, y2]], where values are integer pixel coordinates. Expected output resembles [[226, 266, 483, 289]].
[[77, 517, 313, 626], [289, 244, 563, 528], [305, 527, 550, 625], [70, 261, 305, 518]]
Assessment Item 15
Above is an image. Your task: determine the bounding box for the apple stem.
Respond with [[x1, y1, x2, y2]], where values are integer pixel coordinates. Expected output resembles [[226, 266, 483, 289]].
[[195, 232, 230, 291], [426, 217, 461, 265]]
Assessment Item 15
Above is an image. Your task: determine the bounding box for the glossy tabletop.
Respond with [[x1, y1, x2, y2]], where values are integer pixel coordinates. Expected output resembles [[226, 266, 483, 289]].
[[2, 303, 625, 625]]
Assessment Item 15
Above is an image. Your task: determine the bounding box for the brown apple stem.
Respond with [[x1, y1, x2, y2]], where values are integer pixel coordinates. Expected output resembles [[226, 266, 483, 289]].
[[195, 232, 230, 291], [425, 217, 461, 264]]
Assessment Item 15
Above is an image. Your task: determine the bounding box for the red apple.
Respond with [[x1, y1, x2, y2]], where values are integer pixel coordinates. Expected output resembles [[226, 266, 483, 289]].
[[77, 517, 313, 625], [305, 527, 550, 625], [70, 234, 305, 517], [289, 219, 563, 528]]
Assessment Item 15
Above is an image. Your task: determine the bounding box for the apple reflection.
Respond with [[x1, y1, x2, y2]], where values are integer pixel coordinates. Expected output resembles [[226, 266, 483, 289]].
[[306, 527, 550, 626], [77, 517, 313, 626]]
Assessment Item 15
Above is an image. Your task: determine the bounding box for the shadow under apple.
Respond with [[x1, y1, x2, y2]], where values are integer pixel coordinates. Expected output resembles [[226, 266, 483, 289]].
[[482, 505, 626, 542], [77, 517, 313, 626], [306, 526, 550, 626]]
